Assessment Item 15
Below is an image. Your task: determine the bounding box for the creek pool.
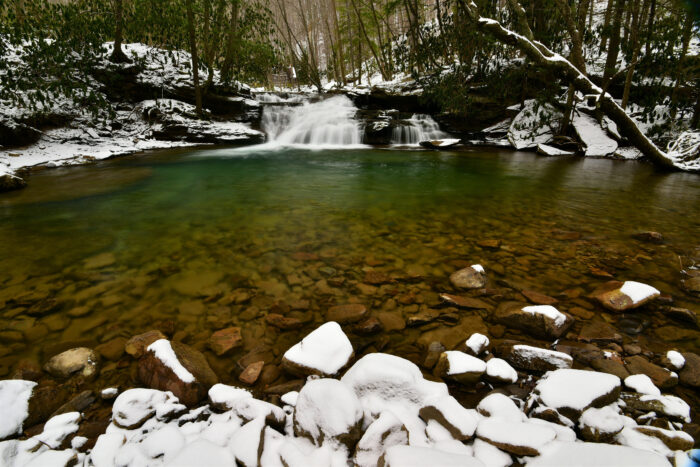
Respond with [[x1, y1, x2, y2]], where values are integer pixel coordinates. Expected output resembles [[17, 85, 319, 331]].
[[0, 146, 699, 390]]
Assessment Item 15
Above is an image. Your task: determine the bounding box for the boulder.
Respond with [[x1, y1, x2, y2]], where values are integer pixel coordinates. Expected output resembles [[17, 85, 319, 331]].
[[529, 369, 621, 420], [632, 231, 664, 244], [125, 330, 167, 358], [95, 337, 127, 361], [282, 322, 353, 377], [138, 339, 218, 406], [527, 441, 671, 467], [449, 265, 487, 289], [434, 351, 486, 385], [624, 355, 677, 389], [379, 445, 483, 467], [593, 281, 660, 312], [494, 302, 573, 339], [111, 388, 185, 429], [619, 392, 690, 422], [633, 426, 694, 451], [682, 276, 700, 295], [0, 172, 27, 192], [293, 378, 363, 449], [418, 395, 479, 440], [43, 347, 99, 379], [465, 333, 490, 356], [521, 290, 558, 305], [679, 352, 700, 387], [484, 358, 518, 384], [208, 327, 243, 356]]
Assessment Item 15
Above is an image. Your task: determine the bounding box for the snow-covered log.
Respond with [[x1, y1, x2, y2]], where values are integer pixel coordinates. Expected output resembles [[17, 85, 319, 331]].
[[457, 0, 698, 172]]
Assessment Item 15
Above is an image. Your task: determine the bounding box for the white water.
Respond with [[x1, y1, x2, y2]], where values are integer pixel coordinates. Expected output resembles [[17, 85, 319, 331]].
[[261, 95, 364, 148], [391, 114, 448, 145]]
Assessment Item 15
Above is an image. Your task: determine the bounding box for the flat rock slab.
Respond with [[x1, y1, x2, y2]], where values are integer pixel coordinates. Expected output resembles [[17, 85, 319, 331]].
[[572, 113, 618, 156]]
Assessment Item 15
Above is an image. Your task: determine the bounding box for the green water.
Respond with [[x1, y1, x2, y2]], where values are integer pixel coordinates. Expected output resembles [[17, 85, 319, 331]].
[[1, 147, 699, 385]]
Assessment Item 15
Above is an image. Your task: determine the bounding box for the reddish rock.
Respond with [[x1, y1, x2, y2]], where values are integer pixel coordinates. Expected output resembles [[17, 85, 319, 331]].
[[577, 321, 622, 345], [138, 340, 218, 406], [125, 330, 166, 358], [477, 239, 501, 249], [593, 281, 660, 312], [265, 313, 303, 330], [208, 327, 243, 356], [239, 361, 264, 385], [624, 355, 677, 389], [354, 317, 383, 335], [327, 304, 368, 324]]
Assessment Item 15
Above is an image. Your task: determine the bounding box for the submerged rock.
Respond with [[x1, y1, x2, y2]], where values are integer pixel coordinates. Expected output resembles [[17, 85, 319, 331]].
[[125, 330, 167, 358], [449, 265, 487, 289], [624, 356, 677, 389], [208, 327, 243, 356]]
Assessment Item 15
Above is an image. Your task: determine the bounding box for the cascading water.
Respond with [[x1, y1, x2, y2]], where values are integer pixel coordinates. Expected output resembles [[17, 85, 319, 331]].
[[391, 114, 448, 145], [261, 95, 364, 147]]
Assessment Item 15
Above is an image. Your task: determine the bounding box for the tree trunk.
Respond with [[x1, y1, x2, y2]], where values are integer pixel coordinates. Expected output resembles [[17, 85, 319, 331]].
[[603, 0, 626, 85], [644, 0, 655, 55], [110, 0, 129, 63], [185, 0, 203, 117], [456, 0, 678, 170], [600, 0, 615, 52], [670, 13, 693, 118]]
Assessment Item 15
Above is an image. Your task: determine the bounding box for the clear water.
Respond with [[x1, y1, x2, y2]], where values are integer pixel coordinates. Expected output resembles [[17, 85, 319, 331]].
[[1, 147, 699, 390]]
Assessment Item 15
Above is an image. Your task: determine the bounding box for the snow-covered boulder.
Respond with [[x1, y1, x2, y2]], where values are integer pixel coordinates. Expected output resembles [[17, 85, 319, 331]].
[[282, 322, 354, 377], [465, 333, 489, 356], [498, 343, 573, 372], [476, 418, 556, 456], [379, 445, 485, 467], [632, 425, 694, 451], [624, 374, 661, 396], [341, 353, 449, 419], [494, 302, 573, 339], [578, 405, 624, 442], [619, 392, 690, 422], [572, 113, 618, 156], [418, 395, 479, 440], [138, 339, 218, 407], [594, 280, 660, 312], [526, 441, 671, 466], [536, 144, 575, 156], [664, 350, 685, 371], [529, 369, 621, 420], [111, 388, 185, 429], [208, 384, 285, 427], [507, 100, 561, 150], [293, 378, 363, 449], [434, 351, 486, 385], [353, 412, 408, 467], [476, 393, 525, 422], [449, 265, 487, 289], [484, 358, 518, 384], [0, 380, 36, 440]]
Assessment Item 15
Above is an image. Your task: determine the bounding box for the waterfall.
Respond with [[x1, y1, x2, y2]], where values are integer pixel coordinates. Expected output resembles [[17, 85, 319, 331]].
[[391, 114, 448, 145], [261, 95, 364, 148]]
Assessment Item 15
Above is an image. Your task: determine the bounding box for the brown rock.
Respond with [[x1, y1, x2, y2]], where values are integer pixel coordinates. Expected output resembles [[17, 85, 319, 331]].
[[265, 313, 303, 330], [434, 352, 485, 385], [494, 301, 573, 339], [495, 341, 573, 372], [625, 355, 677, 389], [578, 321, 622, 345], [439, 294, 490, 310], [521, 290, 558, 305], [623, 344, 642, 356], [25, 384, 70, 427], [364, 271, 392, 285], [568, 307, 594, 320], [138, 340, 218, 406], [632, 231, 664, 244], [450, 266, 487, 289], [239, 361, 264, 385], [477, 239, 501, 249], [654, 326, 700, 342], [95, 337, 127, 361], [682, 277, 700, 295], [665, 307, 697, 325], [125, 330, 166, 358], [327, 304, 368, 324], [634, 426, 693, 450], [679, 352, 700, 388], [354, 317, 383, 335], [208, 327, 243, 356], [591, 358, 630, 380], [593, 281, 659, 312], [423, 341, 445, 369], [377, 312, 405, 331], [50, 390, 96, 418]]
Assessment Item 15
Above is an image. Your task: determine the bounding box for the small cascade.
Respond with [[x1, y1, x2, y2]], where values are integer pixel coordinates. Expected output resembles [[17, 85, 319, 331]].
[[391, 114, 448, 145], [261, 95, 363, 147]]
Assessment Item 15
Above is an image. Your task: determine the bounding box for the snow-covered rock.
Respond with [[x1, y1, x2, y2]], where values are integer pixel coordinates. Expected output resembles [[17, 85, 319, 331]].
[[526, 441, 671, 466], [293, 378, 363, 449], [35, 412, 80, 449], [282, 322, 354, 377], [529, 369, 621, 420], [465, 333, 489, 356], [485, 358, 518, 384], [664, 350, 685, 371], [494, 302, 573, 339], [578, 405, 624, 442], [620, 393, 691, 422], [419, 395, 479, 440], [507, 100, 561, 150], [476, 418, 556, 456], [632, 425, 694, 451], [379, 445, 485, 467], [419, 138, 461, 149], [624, 374, 661, 396], [112, 388, 185, 429], [0, 380, 36, 440], [207, 384, 252, 411], [434, 351, 486, 384], [353, 412, 408, 467], [572, 113, 618, 156], [500, 344, 573, 372], [476, 393, 525, 422], [536, 144, 575, 156], [594, 280, 660, 312]]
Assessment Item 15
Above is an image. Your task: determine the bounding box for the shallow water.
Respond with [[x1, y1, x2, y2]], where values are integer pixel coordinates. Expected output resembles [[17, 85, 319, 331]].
[[0, 147, 699, 390]]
